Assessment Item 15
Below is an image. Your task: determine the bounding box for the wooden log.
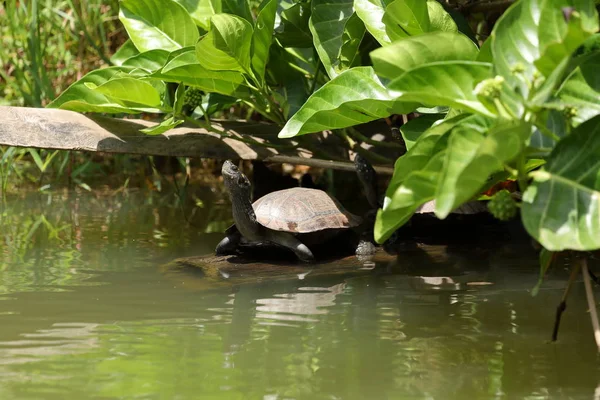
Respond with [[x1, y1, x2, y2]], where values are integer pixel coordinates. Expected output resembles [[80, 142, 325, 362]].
[[160, 251, 396, 291], [0, 106, 395, 174]]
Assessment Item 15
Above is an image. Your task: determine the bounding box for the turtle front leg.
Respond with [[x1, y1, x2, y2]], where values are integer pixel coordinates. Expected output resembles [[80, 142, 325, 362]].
[[265, 231, 315, 263], [215, 230, 242, 255], [356, 209, 378, 256]]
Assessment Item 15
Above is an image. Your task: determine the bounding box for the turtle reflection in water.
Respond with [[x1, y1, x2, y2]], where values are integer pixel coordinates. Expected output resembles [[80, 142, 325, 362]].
[[216, 157, 380, 262]]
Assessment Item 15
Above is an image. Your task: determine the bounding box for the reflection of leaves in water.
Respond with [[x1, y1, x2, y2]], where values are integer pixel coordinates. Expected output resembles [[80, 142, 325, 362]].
[[0, 189, 232, 294]]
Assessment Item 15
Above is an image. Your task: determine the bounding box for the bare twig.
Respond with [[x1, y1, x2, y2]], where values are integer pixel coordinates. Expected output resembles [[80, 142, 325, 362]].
[[262, 155, 394, 175], [582, 258, 600, 352], [552, 261, 581, 342]]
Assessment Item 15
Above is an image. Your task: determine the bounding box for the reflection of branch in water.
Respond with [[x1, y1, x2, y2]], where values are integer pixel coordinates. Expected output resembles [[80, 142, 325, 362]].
[[552, 262, 580, 342]]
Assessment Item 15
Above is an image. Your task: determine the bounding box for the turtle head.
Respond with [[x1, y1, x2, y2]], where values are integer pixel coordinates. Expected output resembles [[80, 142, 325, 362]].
[[354, 154, 381, 209], [222, 160, 251, 201]]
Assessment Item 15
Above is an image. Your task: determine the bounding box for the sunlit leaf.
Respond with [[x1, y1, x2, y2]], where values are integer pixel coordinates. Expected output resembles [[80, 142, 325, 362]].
[[154, 48, 247, 96], [47, 67, 156, 113], [434, 121, 531, 219], [375, 151, 445, 243], [382, 0, 429, 41], [354, 0, 392, 45], [86, 77, 162, 108], [491, 0, 597, 99], [111, 40, 140, 66], [428, 0, 458, 33], [122, 50, 170, 72], [371, 31, 479, 80], [174, 0, 221, 30], [522, 115, 600, 251], [309, 0, 365, 78], [195, 14, 254, 74], [388, 61, 494, 117], [119, 0, 199, 52], [278, 67, 417, 138]]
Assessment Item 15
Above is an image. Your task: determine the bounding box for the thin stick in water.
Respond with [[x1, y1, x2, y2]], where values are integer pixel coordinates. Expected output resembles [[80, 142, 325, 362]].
[[552, 261, 580, 342], [581, 258, 600, 352]]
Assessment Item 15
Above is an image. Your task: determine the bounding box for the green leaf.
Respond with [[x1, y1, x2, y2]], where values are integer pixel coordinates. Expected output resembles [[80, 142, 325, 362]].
[[154, 48, 247, 96], [382, 0, 429, 41], [278, 67, 418, 138], [309, 0, 365, 78], [434, 121, 531, 219], [375, 151, 445, 242], [388, 61, 494, 116], [399, 114, 444, 151], [111, 40, 140, 66], [86, 77, 162, 108], [140, 116, 184, 135], [522, 115, 600, 251], [476, 37, 493, 63], [274, 2, 313, 48], [426, 0, 457, 33], [535, 0, 599, 77], [122, 50, 170, 72], [556, 51, 600, 124], [491, 0, 598, 99], [174, 0, 221, 30], [370, 31, 479, 80], [354, 0, 392, 46], [119, 0, 200, 52], [173, 82, 187, 116], [195, 14, 254, 74], [252, 0, 278, 83], [222, 0, 253, 24], [47, 67, 155, 113]]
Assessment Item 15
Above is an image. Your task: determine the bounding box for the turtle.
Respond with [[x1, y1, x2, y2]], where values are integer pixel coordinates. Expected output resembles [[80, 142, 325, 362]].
[[216, 160, 378, 262]]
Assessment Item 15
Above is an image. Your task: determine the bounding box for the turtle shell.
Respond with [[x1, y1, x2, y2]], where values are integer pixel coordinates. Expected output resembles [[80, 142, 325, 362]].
[[253, 187, 362, 233]]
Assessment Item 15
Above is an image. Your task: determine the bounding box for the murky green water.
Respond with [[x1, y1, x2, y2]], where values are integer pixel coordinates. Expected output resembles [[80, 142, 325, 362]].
[[1, 191, 599, 399]]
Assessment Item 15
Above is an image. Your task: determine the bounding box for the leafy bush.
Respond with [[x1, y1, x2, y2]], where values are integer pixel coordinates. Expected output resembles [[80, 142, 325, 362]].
[[47, 0, 600, 253]]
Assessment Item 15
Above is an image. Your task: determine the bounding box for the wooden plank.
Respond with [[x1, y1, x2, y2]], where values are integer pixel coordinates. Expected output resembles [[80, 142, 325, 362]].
[[0, 106, 395, 174]]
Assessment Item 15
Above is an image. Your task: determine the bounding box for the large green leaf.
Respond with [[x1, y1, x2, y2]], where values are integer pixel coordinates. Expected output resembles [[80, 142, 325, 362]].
[[522, 115, 600, 251], [122, 50, 170, 72], [47, 67, 156, 113], [119, 0, 199, 52], [399, 114, 444, 151], [354, 0, 392, 45], [221, 0, 253, 24], [174, 0, 221, 30], [252, 0, 278, 83], [110, 40, 140, 66], [382, 0, 429, 41], [556, 51, 600, 124], [274, 2, 313, 48], [375, 151, 445, 243], [154, 48, 247, 96], [86, 77, 162, 108], [427, 0, 457, 33], [370, 31, 479, 80], [195, 14, 254, 74], [434, 121, 531, 219], [309, 0, 365, 78], [278, 67, 417, 138], [387, 61, 494, 117], [535, 1, 598, 77], [491, 0, 597, 99]]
